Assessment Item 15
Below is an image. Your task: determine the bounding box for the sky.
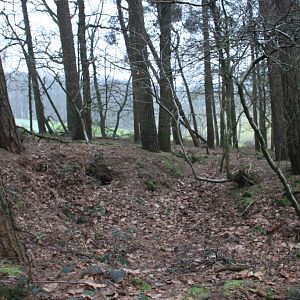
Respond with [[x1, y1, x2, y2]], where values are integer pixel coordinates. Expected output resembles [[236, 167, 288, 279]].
[[0, 0, 130, 80]]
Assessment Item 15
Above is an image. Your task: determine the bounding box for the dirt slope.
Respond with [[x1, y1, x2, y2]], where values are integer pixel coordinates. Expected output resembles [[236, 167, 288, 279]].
[[0, 138, 299, 299]]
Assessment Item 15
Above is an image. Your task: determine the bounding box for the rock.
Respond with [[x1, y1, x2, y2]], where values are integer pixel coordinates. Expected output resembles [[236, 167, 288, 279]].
[[110, 269, 126, 283]]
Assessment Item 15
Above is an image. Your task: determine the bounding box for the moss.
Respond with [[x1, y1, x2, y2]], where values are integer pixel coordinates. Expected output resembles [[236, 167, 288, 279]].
[[186, 286, 209, 299], [131, 277, 151, 293], [0, 265, 22, 277], [160, 154, 183, 178], [223, 280, 245, 296], [144, 178, 156, 191]]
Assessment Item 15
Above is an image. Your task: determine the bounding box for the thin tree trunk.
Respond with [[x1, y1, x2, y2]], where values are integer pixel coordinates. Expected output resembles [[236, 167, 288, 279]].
[[28, 73, 33, 132], [116, 0, 141, 143], [38, 76, 68, 134], [203, 0, 215, 148], [78, 0, 92, 139], [21, 0, 46, 134], [55, 0, 84, 140]]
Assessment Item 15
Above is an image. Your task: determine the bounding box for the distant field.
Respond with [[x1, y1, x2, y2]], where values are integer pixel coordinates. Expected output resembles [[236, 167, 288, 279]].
[[15, 118, 266, 146], [15, 119, 39, 131]]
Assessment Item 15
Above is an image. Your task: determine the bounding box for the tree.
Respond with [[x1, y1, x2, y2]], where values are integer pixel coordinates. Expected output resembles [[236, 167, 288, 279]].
[[202, 0, 215, 148], [78, 0, 92, 139], [157, 2, 172, 152], [273, 0, 300, 174], [258, 0, 288, 160], [21, 0, 47, 134], [123, 0, 159, 152], [55, 0, 85, 140], [0, 56, 26, 264], [116, 0, 141, 143], [0, 57, 23, 154]]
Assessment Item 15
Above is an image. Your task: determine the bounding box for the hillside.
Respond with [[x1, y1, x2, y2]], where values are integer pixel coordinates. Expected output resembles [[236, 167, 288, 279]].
[[0, 138, 299, 299]]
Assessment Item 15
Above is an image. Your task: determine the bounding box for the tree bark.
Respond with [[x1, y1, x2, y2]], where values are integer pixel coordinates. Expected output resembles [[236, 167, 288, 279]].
[[202, 0, 215, 148], [127, 0, 159, 152], [0, 176, 26, 263], [116, 0, 141, 143], [259, 0, 288, 160], [55, 0, 84, 140], [157, 2, 172, 152], [274, 0, 300, 174], [0, 57, 23, 154], [78, 0, 92, 139]]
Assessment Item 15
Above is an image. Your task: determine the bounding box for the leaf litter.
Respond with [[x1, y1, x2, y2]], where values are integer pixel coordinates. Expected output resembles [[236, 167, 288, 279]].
[[0, 139, 299, 299]]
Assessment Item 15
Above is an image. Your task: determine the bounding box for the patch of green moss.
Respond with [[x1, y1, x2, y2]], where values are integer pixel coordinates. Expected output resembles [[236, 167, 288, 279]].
[[160, 154, 183, 178], [186, 286, 209, 299], [144, 178, 156, 191], [278, 196, 291, 207], [0, 265, 22, 276], [137, 159, 145, 168], [223, 280, 245, 296], [131, 277, 151, 293]]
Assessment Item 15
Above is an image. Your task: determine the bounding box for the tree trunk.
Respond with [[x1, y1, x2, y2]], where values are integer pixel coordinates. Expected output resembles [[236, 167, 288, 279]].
[[78, 0, 92, 139], [21, 0, 47, 134], [0, 176, 26, 263], [55, 0, 84, 140], [274, 0, 300, 174], [251, 48, 260, 150], [116, 0, 141, 143], [157, 2, 172, 152], [127, 0, 159, 152], [202, 0, 215, 148], [259, 0, 288, 160], [0, 57, 23, 154]]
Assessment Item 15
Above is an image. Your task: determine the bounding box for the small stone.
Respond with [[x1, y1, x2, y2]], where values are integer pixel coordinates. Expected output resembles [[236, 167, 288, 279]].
[[110, 269, 126, 283]]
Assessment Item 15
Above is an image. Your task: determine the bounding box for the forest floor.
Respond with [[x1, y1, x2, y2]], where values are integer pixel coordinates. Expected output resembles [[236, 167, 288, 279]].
[[0, 136, 300, 300]]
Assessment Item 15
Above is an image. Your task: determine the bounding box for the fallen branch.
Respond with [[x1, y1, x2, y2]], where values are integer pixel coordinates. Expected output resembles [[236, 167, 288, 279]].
[[17, 126, 68, 144], [215, 264, 248, 273]]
